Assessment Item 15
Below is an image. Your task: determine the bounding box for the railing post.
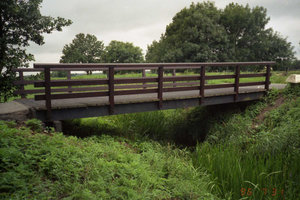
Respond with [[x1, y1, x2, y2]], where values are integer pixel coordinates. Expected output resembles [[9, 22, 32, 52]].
[[200, 66, 205, 104], [172, 69, 176, 87], [19, 71, 26, 99], [158, 66, 164, 109], [265, 65, 271, 91], [44, 67, 52, 121], [67, 70, 72, 93], [234, 65, 240, 101], [109, 66, 115, 114], [142, 69, 146, 89]]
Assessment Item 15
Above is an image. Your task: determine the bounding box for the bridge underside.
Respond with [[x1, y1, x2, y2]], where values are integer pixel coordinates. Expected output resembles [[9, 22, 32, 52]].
[[17, 87, 266, 121]]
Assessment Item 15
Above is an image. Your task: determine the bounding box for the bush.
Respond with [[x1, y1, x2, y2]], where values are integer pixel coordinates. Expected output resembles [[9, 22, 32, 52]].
[[25, 119, 43, 132]]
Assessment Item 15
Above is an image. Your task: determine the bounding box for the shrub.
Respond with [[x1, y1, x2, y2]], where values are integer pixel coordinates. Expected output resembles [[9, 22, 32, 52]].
[[25, 119, 43, 132]]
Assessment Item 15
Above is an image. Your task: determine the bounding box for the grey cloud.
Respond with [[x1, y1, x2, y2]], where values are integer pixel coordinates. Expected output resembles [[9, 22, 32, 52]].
[[26, 0, 300, 63]]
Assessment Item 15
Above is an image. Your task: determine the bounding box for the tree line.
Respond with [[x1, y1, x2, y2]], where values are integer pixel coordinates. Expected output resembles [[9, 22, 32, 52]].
[[57, 34, 144, 76], [0, 0, 298, 101]]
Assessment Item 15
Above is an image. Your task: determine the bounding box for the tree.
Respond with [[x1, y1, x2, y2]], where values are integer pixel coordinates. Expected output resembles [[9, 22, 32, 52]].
[[104, 40, 144, 63], [220, 3, 295, 70], [146, 2, 295, 71], [146, 2, 229, 63], [104, 40, 144, 74], [60, 33, 105, 75], [0, 0, 72, 102]]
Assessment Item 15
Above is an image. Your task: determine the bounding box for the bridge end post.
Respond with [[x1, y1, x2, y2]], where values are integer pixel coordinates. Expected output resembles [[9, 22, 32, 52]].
[[265, 65, 271, 91]]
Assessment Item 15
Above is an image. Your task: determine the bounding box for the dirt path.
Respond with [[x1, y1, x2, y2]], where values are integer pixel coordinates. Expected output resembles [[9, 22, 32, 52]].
[[252, 96, 285, 129]]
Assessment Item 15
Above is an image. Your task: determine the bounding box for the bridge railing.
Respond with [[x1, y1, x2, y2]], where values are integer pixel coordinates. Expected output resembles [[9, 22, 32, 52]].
[[14, 62, 275, 120]]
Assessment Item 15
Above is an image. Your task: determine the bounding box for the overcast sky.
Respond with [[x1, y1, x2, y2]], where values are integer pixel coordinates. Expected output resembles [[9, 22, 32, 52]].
[[27, 0, 300, 65]]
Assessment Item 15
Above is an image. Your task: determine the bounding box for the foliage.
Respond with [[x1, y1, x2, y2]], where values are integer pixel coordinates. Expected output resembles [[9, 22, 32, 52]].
[[50, 70, 68, 78], [104, 40, 144, 63], [63, 110, 184, 142], [0, 0, 72, 102], [193, 143, 299, 200], [255, 97, 300, 155], [146, 2, 228, 63], [60, 33, 105, 74], [192, 90, 300, 199], [283, 83, 300, 99], [0, 120, 216, 199], [104, 40, 144, 74], [25, 119, 43, 132], [2, 86, 300, 199], [221, 3, 294, 69], [146, 2, 295, 71]]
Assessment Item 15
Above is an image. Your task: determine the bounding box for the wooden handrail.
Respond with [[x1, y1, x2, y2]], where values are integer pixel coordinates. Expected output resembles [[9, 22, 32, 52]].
[[12, 62, 275, 121]]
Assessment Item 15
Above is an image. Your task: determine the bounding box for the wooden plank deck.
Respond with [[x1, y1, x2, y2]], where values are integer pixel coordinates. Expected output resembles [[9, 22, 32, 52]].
[[11, 84, 285, 121]]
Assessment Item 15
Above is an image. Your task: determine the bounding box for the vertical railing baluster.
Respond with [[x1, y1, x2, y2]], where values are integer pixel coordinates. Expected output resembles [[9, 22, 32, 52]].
[[44, 67, 52, 121], [67, 70, 72, 93], [265, 65, 271, 91], [142, 68, 146, 89], [158, 66, 164, 109], [200, 66, 205, 104], [109, 66, 115, 114], [19, 70, 26, 99], [234, 65, 240, 101]]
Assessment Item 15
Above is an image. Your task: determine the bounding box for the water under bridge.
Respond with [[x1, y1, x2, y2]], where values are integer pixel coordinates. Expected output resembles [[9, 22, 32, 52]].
[[0, 62, 286, 124]]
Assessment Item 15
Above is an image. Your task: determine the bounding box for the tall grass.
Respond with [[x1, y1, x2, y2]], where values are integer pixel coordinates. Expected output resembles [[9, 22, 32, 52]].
[[0, 120, 217, 199], [193, 143, 299, 200], [192, 87, 300, 200]]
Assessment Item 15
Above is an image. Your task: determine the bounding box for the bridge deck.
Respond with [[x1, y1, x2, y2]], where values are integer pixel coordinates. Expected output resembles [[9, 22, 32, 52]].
[[10, 84, 285, 121], [16, 85, 267, 110]]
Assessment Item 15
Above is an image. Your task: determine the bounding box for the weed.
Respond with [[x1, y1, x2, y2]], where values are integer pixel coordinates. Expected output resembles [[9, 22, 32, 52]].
[[25, 119, 43, 132]]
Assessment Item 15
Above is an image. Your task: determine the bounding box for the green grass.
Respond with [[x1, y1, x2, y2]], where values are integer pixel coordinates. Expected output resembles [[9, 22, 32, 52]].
[[0, 120, 216, 199], [192, 88, 300, 200], [2, 79, 300, 200], [192, 143, 299, 200]]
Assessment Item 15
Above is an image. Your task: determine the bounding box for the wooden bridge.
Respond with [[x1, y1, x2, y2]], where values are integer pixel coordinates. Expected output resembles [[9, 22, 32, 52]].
[[4, 61, 281, 122]]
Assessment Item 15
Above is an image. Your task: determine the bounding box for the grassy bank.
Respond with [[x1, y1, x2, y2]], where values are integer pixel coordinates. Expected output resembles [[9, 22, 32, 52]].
[[0, 120, 216, 199], [193, 87, 300, 199], [1, 85, 300, 199]]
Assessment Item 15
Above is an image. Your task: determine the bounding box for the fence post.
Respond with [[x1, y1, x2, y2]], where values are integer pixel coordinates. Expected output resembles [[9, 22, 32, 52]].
[[44, 67, 52, 121], [19, 71, 26, 99], [142, 69, 146, 89], [265, 65, 271, 91], [109, 66, 115, 114], [234, 65, 240, 101], [158, 66, 164, 109], [200, 66, 205, 104], [67, 70, 72, 93]]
